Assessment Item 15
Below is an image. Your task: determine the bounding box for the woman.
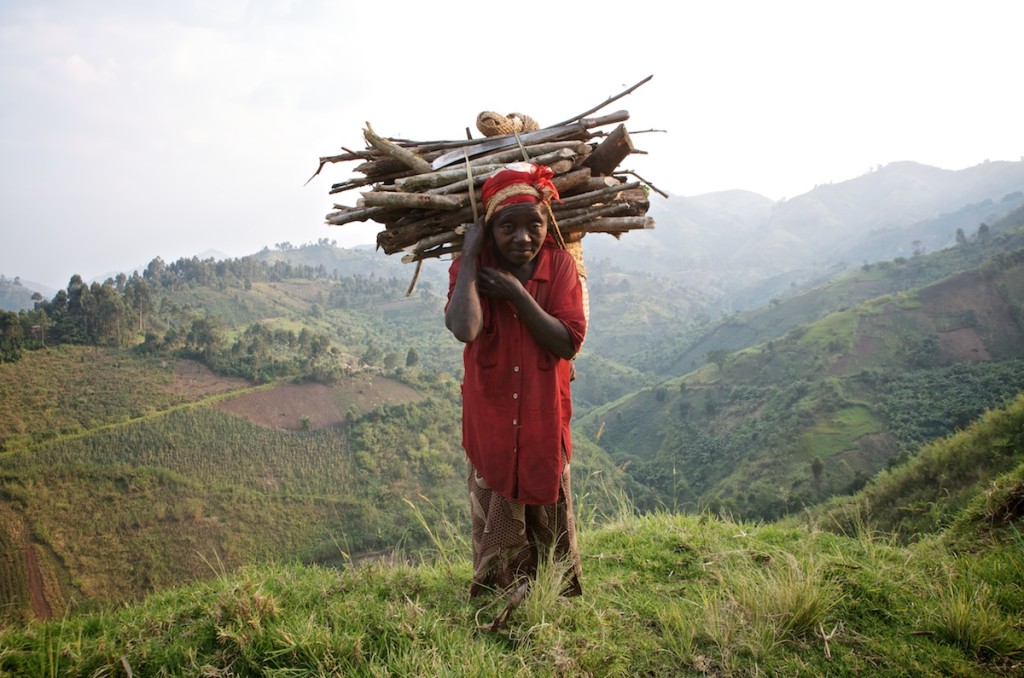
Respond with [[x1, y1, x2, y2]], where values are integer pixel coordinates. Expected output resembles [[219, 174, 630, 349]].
[[446, 162, 587, 599]]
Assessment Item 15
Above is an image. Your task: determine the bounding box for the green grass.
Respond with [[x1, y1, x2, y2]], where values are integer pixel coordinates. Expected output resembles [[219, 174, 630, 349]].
[[797, 405, 881, 460], [1, 507, 1021, 677], [0, 346, 185, 450]]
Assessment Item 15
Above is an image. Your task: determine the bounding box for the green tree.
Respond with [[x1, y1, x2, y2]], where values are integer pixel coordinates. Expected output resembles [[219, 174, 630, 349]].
[[361, 344, 383, 366], [186, 318, 222, 362], [405, 347, 420, 368], [955, 227, 968, 247], [0, 311, 25, 362], [977, 222, 991, 243], [706, 348, 731, 372], [124, 276, 152, 333]]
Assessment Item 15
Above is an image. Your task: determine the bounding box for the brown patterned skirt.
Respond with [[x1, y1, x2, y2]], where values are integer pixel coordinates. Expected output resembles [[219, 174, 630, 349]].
[[467, 457, 582, 597]]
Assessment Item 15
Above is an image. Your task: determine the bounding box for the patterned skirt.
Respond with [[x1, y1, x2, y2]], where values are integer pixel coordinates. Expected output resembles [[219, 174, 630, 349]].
[[467, 456, 582, 597]]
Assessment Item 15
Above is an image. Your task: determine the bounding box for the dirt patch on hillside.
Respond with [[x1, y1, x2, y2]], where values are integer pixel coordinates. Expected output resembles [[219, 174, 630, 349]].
[[935, 327, 991, 362], [213, 376, 423, 431], [830, 334, 880, 376], [169, 360, 250, 398], [25, 543, 52, 620]]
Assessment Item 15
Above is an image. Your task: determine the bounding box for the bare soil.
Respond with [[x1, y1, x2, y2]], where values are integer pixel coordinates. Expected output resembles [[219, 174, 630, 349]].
[[168, 360, 250, 398], [24, 543, 51, 620], [213, 375, 423, 431]]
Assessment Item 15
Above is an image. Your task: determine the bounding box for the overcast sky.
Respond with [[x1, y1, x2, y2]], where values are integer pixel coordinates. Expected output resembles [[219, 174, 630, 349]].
[[1, 0, 1021, 290]]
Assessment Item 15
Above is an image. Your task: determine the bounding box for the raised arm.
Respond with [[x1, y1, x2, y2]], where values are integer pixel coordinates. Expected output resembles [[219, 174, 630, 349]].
[[445, 220, 486, 343]]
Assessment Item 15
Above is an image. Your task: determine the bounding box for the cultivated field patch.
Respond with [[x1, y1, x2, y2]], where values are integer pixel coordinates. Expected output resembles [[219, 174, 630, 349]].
[[213, 375, 422, 430]]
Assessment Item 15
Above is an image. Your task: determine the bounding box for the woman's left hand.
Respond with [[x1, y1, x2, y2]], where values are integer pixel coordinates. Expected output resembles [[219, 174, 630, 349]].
[[478, 266, 525, 301]]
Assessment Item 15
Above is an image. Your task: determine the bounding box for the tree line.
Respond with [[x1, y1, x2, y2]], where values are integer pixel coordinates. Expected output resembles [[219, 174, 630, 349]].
[[0, 254, 332, 364]]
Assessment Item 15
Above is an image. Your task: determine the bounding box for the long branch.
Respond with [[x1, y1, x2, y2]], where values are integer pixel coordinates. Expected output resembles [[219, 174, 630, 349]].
[[549, 75, 653, 127]]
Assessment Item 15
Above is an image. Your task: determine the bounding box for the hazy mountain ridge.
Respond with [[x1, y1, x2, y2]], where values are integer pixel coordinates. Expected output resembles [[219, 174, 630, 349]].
[[586, 160, 1024, 311]]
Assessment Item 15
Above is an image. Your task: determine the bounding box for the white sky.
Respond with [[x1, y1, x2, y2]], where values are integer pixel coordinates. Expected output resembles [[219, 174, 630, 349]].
[[1, 0, 1021, 290]]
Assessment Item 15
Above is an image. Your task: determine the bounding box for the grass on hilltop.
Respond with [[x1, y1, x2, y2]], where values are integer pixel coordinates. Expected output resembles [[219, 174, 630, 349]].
[[1, 484, 1022, 677]]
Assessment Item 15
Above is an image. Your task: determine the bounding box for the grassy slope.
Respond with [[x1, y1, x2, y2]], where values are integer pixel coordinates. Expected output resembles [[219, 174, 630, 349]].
[[9, 395, 1016, 675], [809, 393, 1024, 542], [7, 394, 1023, 672], [0, 373, 468, 620], [0, 486, 1021, 676], [0, 361, 632, 626]]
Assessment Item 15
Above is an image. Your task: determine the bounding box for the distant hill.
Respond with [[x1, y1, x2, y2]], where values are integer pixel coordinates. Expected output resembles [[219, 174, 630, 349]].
[[576, 235, 1024, 520], [0, 277, 51, 312], [585, 160, 1024, 311], [252, 242, 450, 294]]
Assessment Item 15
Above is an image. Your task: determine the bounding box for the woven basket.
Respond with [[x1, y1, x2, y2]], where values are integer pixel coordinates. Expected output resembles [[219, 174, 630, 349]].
[[476, 111, 541, 138], [564, 238, 590, 329]]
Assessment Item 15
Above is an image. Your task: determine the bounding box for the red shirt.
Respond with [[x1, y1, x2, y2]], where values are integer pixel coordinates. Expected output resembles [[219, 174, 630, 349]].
[[448, 239, 587, 504]]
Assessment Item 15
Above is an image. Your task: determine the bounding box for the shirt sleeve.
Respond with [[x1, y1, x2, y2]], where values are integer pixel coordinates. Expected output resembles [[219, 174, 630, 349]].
[[445, 257, 459, 309]]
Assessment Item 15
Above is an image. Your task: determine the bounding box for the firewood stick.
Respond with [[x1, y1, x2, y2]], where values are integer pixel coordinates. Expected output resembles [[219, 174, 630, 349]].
[[556, 181, 643, 208], [549, 75, 653, 127], [615, 170, 670, 199], [401, 244, 460, 263], [560, 216, 654, 233], [325, 205, 387, 225], [354, 149, 446, 175], [329, 170, 414, 195], [363, 122, 434, 174], [583, 124, 635, 176], [397, 148, 578, 193], [390, 206, 474, 235], [458, 141, 589, 169], [405, 225, 468, 253], [552, 168, 594, 194], [430, 111, 629, 170], [555, 203, 635, 225], [395, 164, 507, 192], [359, 192, 465, 211]]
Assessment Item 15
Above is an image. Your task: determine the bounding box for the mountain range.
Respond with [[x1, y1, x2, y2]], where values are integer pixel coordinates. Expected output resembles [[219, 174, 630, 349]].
[[585, 159, 1024, 310]]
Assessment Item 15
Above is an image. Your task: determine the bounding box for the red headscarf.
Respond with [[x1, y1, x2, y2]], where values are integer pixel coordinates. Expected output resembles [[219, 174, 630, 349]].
[[480, 162, 560, 222]]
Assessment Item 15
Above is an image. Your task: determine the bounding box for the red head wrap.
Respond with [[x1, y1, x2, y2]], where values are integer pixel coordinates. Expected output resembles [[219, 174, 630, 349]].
[[480, 162, 560, 222]]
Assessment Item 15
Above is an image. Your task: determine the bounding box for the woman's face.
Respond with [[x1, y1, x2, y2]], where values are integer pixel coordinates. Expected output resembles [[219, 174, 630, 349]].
[[489, 203, 548, 269]]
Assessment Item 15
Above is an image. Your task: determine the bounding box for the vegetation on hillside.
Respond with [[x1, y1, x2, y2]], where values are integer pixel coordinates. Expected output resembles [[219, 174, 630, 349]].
[[0, 251, 460, 382], [1, 470, 1022, 676], [810, 393, 1024, 542], [580, 237, 1024, 520], [6, 385, 1022, 672], [4, 226, 1024, 624]]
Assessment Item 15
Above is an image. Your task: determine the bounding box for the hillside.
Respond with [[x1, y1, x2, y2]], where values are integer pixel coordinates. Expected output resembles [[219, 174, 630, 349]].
[[643, 203, 1024, 379], [2, 160, 1024, 637], [578, 240, 1024, 519], [0, 258, 633, 625], [808, 393, 1024, 543], [2, 450, 1022, 675]]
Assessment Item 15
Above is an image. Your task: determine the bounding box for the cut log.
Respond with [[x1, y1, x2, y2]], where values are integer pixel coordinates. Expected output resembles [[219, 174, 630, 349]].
[[583, 124, 634, 176]]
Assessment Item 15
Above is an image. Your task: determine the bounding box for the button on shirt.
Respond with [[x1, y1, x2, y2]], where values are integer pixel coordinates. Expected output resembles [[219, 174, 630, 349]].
[[448, 239, 587, 505]]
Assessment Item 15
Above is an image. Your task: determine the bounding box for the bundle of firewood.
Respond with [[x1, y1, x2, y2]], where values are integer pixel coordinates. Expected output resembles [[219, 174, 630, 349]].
[[310, 76, 661, 273]]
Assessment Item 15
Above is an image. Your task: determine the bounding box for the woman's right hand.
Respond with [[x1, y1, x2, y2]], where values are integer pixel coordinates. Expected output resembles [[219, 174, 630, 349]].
[[461, 217, 487, 258]]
